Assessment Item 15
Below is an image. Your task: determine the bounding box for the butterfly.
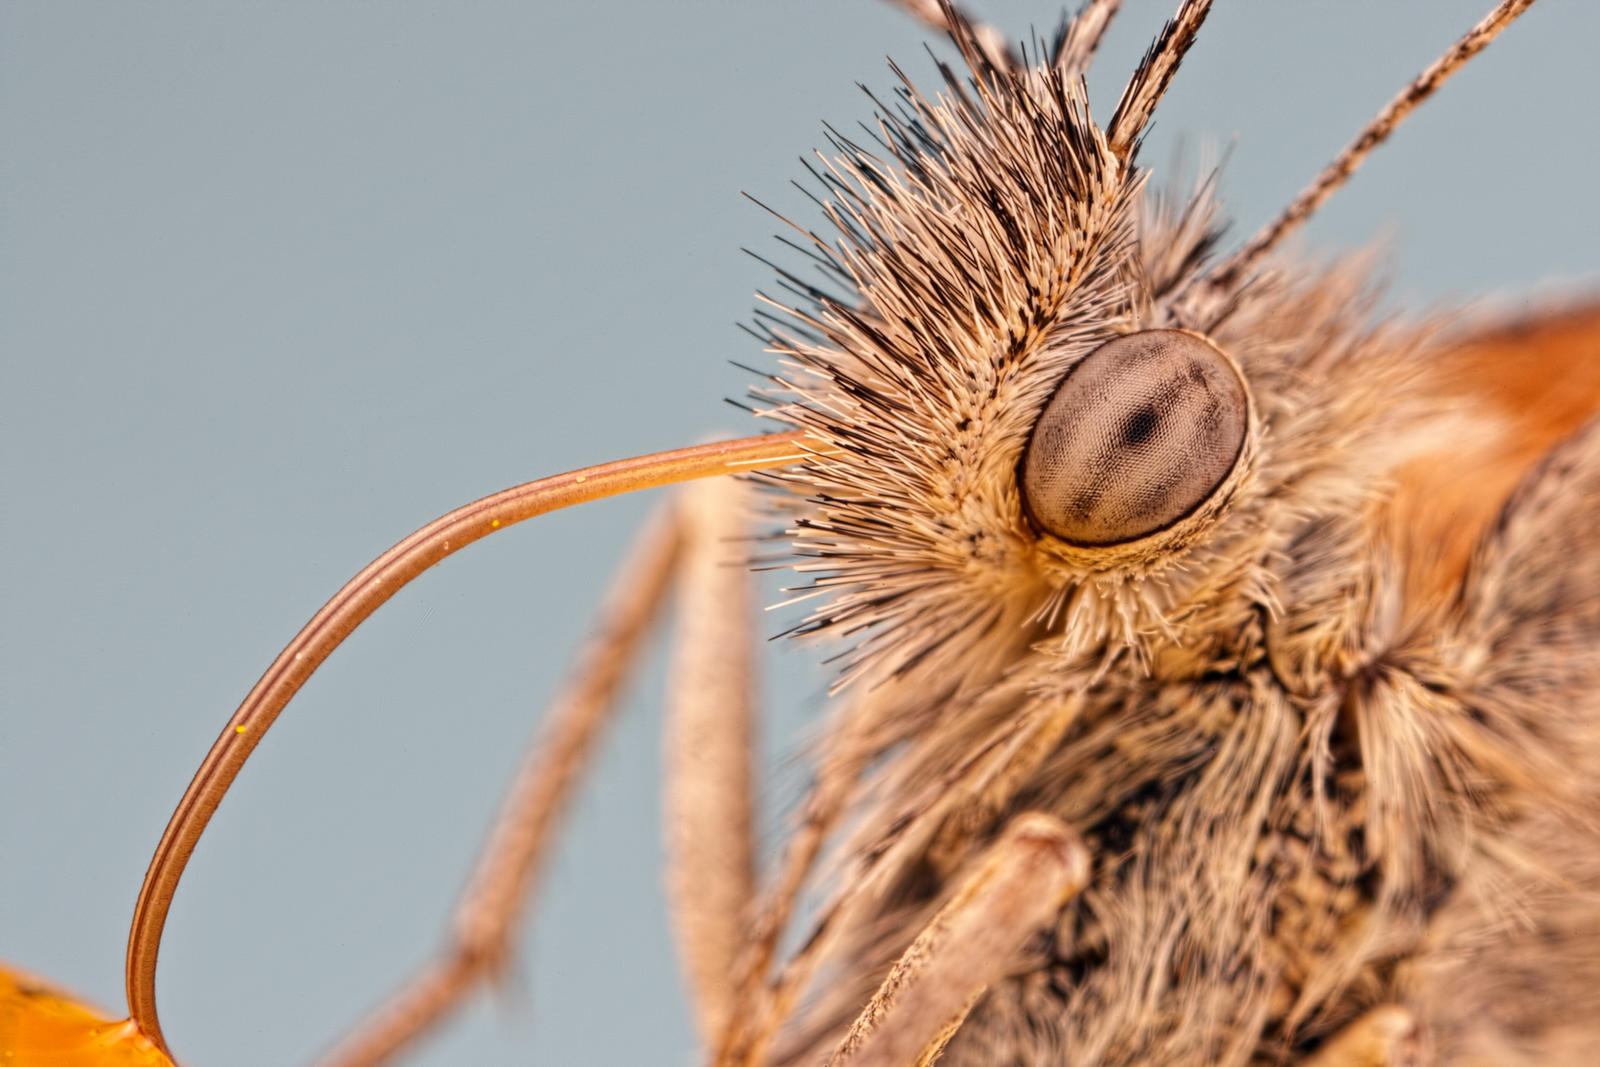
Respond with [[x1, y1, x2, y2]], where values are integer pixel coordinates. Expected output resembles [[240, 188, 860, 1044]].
[[3, 1, 1596, 1064]]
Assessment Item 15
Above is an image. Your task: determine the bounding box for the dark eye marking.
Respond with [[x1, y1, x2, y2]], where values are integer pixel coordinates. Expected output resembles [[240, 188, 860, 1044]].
[[1121, 405, 1161, 447]]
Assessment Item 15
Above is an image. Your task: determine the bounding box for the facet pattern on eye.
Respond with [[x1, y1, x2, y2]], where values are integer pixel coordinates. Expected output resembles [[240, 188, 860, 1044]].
[[1021, 330, 1249, 546]]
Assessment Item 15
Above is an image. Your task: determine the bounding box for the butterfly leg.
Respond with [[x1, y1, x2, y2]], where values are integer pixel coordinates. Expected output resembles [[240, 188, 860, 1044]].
[[824, 812, 1089, 1067], [664, 475, 760, 1044], [1297, 1007, 1419, 1067]]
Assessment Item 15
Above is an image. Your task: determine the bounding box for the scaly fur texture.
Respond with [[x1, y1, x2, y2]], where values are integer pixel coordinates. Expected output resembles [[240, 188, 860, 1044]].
[[747, 9, 1600, 1065]]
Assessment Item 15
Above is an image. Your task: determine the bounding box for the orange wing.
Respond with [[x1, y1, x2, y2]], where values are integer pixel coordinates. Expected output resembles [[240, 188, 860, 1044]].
[[1389, 300, 1600, 616], [0, 965, 173, 1067]]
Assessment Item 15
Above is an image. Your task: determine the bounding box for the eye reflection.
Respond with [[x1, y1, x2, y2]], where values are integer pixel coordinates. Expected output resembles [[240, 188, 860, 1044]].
[[1020, 330, 1249, 546]]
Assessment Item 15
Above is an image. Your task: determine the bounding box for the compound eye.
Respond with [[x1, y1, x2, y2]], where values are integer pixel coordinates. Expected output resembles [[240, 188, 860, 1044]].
[[1020, 330, 1248, 546]]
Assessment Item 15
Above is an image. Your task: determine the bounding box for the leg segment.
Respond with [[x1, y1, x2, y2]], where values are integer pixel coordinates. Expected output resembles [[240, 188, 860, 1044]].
[[825, 812, 1089, 1067], [1298, 1007, 1419, 1067], [665, 476, 759, 1043]]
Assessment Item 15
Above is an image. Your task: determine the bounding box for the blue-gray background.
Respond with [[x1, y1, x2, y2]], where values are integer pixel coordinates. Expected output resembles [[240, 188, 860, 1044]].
[[3, 2, 1596, 1064]]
